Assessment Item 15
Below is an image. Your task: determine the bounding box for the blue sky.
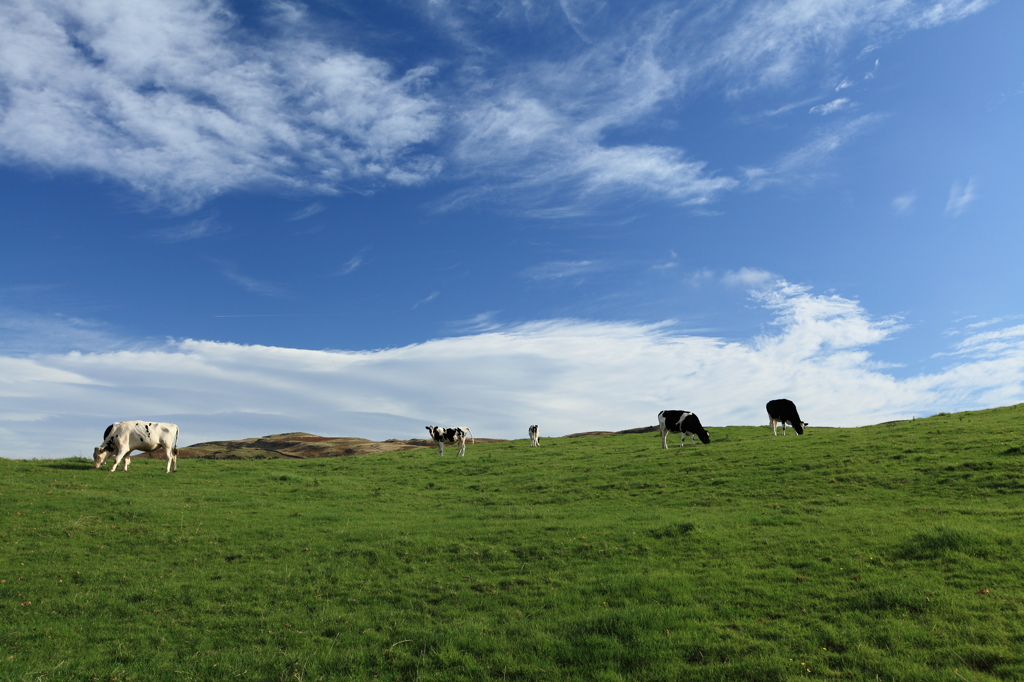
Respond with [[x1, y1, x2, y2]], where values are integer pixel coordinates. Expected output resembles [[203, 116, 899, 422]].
[[1, 0, 1022, 457]]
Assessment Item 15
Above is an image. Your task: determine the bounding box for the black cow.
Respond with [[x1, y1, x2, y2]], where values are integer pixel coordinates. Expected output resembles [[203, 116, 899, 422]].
[[766, 399, 806, 436], [425, 425, 474, 456], [658, 410, 710, 449]]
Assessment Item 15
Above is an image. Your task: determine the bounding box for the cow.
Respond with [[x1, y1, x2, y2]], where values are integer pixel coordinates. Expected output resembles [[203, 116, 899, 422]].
[[93, 421, 179, 473], [658, 410, 710, 449], [528, 425, 540, 447], [425, 426, 475, 456], [766, 399, 807, 436]]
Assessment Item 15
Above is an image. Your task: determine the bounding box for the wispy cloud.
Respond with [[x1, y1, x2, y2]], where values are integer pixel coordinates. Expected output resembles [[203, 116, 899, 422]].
[[522, 260, 602, 281], [4, 276, 1024, 458], [809, 98, 851, 115], [0, 308, 126, 356], [723, 268, 774, 289], [217, 262, 286, 297], [335, 256, 363, 276], [945, 178, 978, 217], [892, 193, 916, 215], [412, 291, 439, 309], [0, 0, 442, 210], [451, 312, 503, 333], [290, 203, 325, 221], [0, 0, 995, 214], [744, 115, 883, 189], [706, 0, 992, 92], [687, 269, 715, 287], [150, 217, 227, 243]]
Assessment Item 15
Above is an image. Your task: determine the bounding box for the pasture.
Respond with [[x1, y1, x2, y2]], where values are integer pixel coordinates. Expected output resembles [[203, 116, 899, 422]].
[[2, 405, 1024, 681]]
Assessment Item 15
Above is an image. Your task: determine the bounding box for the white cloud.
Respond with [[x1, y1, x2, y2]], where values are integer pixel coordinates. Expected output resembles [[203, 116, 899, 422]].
[[723, 267, 774, 289], [3, 276, 1024, 458], [217, 262, 286, 297], [0, 0, 996, 213], [687, 269, 715, 287], [521, 260, 601, 281], [335, 256, 363, 276], [707, 0, 993, 92], [0, 309, 126, 356], [809, 98, 851, 115], [0, 0, 442, 210], [290, 203, 326, 221], [892, 193, 916, 214], [743, 114, 883, 189], [945, 178, 978, 217], [150, 217, 227, 242], [412, 291, 440, 309]]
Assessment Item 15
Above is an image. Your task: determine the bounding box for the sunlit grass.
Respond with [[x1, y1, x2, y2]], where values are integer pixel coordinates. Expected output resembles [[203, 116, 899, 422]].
[[2, 404, 1024, 680]]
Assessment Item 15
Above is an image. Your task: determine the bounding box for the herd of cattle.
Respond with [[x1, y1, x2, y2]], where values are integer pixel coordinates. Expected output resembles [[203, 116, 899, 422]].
[[91, 400, 807, 472]]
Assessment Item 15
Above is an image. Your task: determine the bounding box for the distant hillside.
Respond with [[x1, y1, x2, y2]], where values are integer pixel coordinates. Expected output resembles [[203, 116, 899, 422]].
[[168, 432, 510, 460], [124, 427, 665, 460]]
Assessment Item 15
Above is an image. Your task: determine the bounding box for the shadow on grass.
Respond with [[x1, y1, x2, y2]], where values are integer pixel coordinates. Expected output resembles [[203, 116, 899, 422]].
[[893, 525, 994, 560]]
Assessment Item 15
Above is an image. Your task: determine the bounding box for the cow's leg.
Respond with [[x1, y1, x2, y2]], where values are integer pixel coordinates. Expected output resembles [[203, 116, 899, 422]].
[[771, 419, 778, 436], [660, 428, 668, 449], [679, 433, 686, 447], [123, 455, 131, 471], [437, 442, 444, 457], [111, 449, 128, 472], [458, 438, 466, 456]]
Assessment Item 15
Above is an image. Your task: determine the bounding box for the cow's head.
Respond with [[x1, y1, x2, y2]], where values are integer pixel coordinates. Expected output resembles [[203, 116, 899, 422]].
[[697, 429, 711, 445], [92, 444, 111, 468]]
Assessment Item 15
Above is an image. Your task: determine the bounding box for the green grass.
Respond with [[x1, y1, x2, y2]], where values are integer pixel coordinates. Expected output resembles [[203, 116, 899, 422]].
[[3, 405, 1024, 681]]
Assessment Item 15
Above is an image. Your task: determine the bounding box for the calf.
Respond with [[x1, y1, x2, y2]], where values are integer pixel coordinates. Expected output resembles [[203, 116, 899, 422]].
[[93, 421, 179, 472], [658, 410, 710, 449], [766, 399, 806, 436], [528, 425, 540, 447], [425, 425, 475, 456]]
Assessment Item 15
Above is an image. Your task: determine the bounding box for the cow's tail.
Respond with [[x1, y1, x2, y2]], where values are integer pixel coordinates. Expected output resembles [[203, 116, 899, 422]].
[[172, 428, 179, 458], [465, 428, 475, 444]]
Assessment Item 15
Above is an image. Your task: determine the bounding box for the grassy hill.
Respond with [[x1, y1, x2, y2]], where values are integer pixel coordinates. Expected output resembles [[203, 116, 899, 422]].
[[2, 405, 1023, 681]]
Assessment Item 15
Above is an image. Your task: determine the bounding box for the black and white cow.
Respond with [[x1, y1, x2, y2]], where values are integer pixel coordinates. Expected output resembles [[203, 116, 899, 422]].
[[425, 426, 475, 456], [766, 399, 807, 436], [658, 410, 710, 449], [93, 421, 179, 472], [528, 425, 540, 447]]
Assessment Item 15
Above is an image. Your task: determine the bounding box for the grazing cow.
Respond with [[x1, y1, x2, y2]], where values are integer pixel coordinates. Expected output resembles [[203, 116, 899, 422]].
[[528, 425, 540, 447], [425, 426, 475, 457], [93, 421, 179, 473], [766, 399, 807, 436], [658, 410, 710, 449]]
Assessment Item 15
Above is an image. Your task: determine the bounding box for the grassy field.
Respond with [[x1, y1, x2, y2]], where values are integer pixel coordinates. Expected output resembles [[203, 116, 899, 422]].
[[2, 405, 1023, 681]]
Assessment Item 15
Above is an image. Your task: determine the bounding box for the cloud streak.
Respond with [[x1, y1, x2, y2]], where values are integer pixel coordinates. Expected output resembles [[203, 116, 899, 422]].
[[0, 0, 994, 213], [0, 0, 442, 210], [945, 178, 978, 217], [3, 277, 1023, 458], [522, 260, 602, 281]]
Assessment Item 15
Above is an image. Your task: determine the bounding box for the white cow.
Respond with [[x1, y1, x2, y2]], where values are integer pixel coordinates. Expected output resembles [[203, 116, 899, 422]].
[[528, 425, 540, 447], [93, 421, 179, 473], [425, 426, 474, 457]]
